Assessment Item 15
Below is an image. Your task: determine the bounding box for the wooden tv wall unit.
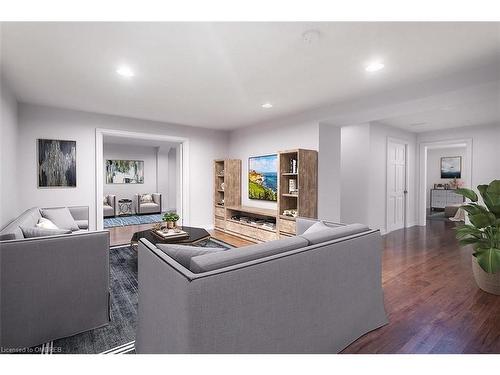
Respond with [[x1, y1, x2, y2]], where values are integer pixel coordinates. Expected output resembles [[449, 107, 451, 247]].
[[213, 149, 318, 243]]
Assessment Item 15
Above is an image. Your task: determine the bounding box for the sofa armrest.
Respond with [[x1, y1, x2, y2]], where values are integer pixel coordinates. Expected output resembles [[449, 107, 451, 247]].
[[152, 193, 162, 207], [108, 195, 117, 214], [134, 194, 140, 214], [0, 230, 110, 349]]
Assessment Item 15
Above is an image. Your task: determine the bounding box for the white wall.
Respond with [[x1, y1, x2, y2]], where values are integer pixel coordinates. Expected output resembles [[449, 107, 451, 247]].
[[167, 146, 177, 211], [426, 146, 467, 208], [340, 123, 371, 225], [0, 76, 18, 228], [340, 122, 418, 233], [17, 103, 229, 230], [103, 143, 160, 205], [318, 123, 341, 222], [418, 124, 500, 189], [228, 120, 319, 210]]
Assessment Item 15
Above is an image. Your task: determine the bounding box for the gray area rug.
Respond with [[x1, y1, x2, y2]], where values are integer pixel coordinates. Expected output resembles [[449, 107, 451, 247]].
[[36, 238, 232, 354]]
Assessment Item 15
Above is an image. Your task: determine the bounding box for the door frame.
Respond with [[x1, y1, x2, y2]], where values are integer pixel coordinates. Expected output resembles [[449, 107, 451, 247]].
[[418, 138, 472, 227], [95, 128, 190, 230], [386, 137, 410, 234]]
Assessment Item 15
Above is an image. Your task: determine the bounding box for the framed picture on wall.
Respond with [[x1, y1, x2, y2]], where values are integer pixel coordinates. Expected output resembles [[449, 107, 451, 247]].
[[248, 154, 278, 201], [106, 160, 144, 184], [37, 139, 77, 188], [441, 156, 462, 179]]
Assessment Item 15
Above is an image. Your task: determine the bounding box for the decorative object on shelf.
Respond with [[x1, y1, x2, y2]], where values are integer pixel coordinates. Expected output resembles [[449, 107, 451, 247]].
[[162, 212, 180, 229], [434, 183, 445, 189], [218, 169, 225, 177], [283, 209, 298, 218], [289, 158, 297, 174], [248, 154, 278, 201], [455, 180, 500, 295], [288, 179, 298, 194], [152, 223, 163, 231], [38, 139, 77, 188], [450, 177, 464, 190], [106, 160, 144, 184], [441, 156, 462, 179], [220, 182, 225, 191]]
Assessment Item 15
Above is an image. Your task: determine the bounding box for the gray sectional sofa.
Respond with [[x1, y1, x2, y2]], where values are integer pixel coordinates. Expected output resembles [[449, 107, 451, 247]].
[[0, 206, 110, 350], [136, 218, 388, 353]]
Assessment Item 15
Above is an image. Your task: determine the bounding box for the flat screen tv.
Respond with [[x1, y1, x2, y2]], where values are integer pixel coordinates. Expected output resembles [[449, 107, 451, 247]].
[[248, 154, 278, 201]]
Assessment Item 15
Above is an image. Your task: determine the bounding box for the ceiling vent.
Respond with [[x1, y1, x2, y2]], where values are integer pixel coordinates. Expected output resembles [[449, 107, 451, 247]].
[[302, 29, 321, 45]]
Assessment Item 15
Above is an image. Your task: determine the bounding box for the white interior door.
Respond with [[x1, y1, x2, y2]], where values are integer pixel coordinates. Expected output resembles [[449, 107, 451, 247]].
[[387, 140, 407, 232]]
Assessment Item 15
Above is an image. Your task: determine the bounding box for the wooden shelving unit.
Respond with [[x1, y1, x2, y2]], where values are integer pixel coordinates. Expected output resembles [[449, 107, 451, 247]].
[[213, 159, 241, 232], [278, 149, 318, 236], [213, 150, 317, 242]]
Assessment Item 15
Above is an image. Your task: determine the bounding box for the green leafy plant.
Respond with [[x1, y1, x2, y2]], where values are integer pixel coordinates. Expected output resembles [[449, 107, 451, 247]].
[[162, 212, 180, 222], [455, 180, 500, 273]]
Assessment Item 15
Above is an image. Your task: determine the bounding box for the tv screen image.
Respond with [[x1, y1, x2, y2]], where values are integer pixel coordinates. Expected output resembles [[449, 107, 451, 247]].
[[248, 154, 278, 201]]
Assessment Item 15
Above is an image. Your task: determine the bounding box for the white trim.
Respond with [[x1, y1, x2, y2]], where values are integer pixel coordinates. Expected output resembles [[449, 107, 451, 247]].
[[418, 138, 473, 227], [386, 137, 411, 234], [95, 128, 190, 230]]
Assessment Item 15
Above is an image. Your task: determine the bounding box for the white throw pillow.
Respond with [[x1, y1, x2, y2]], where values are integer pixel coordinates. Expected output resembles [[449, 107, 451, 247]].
[[36, 217, 59, 230], [140, 194, 153, 203]]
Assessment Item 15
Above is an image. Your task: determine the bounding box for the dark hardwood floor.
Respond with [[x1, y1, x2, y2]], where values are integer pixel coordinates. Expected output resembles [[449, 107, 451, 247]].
[[343, 219, 500, 354], [108, 219, 500, 353]]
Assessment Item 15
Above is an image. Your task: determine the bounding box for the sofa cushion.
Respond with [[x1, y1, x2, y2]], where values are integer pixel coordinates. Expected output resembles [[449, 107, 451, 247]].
[[0, 207, 42, 239], [156, 244, 225, 269], [75, 220, 89, 230], [190, 236, 309, 273], [300, 223, 370, 245], [41, 207, 79, 231], [0, 233, 16, 241], [36, 217, 59, 230], [21, 226, 72, 238], [140, 194, 153, 203]]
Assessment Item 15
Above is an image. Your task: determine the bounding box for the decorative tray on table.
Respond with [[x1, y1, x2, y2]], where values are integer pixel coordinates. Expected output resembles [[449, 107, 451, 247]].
[[151, 228, 189, 240]]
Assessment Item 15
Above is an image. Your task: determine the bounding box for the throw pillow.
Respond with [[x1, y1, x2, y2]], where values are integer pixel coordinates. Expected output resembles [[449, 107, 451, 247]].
[[21, 226, 72, 238], [36, 217, 59, 230], [156, 243, 224, 269], [303, 221, 330, 235], [40, 207, 80, 231], [140, 194, 153, 203], [103, 196, 108, 205]]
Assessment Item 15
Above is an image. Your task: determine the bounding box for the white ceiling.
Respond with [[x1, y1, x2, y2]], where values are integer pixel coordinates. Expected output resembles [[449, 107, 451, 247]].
[[1, 22, 500, 130]]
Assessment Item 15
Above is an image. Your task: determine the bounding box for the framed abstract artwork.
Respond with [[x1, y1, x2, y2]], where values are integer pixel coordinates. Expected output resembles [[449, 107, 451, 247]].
[[37, 139, 77, 188], [440, 156, 462, 179], [106, 160, 144, 184]]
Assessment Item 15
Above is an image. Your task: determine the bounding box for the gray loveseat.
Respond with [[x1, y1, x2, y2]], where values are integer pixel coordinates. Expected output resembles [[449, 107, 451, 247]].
[[136, 218, 388, 353], [0, 207, 110, 350]]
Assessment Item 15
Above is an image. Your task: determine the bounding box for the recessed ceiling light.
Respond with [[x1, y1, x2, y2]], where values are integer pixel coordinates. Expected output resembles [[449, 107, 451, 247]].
[[116, 65, 134, 78], [365, 61, 385, 73], [262, 103, 273, 109]]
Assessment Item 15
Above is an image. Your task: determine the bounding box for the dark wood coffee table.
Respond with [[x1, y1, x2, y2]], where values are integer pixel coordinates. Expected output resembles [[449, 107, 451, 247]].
[[131, 226, 210, 246]]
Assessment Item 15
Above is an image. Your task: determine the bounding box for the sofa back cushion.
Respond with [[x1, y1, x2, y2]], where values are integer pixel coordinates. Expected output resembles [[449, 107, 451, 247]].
[[0, 207, 42, 240], [190, 236, 309, 273], [156, 244, 225, 269], [300, 223, 369, 245], [40, 207, 79, 231], [21, 226, 72, 238]]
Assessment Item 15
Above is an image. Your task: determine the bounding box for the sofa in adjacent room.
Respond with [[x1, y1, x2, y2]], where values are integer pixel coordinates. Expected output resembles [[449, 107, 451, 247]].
[[135, 217, 388, 353], [134, 193, 162, 214], [0, 206, 110, 350], [103, 194, 117, 218]]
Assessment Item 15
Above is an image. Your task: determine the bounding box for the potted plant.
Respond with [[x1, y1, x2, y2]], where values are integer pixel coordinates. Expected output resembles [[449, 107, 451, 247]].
[[162, 212, 180, 229], [455, 180, 500, 295]]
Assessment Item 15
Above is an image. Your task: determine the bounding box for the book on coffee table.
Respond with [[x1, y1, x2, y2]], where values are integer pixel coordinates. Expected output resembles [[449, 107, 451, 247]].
[[152, 229, 189, 240]]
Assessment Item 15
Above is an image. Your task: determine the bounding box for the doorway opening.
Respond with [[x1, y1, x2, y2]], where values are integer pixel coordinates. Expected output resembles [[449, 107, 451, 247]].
[[418, 138, 473, 227], [386, 138, 409, 233], [95, 129, 190, 235]]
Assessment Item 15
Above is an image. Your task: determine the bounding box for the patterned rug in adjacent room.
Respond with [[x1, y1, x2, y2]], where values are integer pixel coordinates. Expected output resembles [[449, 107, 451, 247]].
[[37, 238, 232, 354], [103, 213, 164, 228]]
